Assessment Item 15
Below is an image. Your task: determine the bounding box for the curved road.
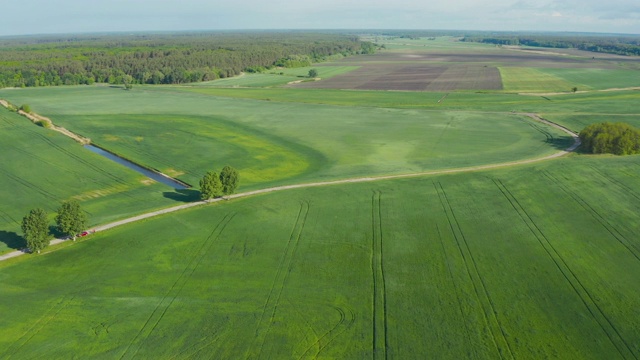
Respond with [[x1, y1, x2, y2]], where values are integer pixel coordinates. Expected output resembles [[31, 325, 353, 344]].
[[0, 113, 580, 262]]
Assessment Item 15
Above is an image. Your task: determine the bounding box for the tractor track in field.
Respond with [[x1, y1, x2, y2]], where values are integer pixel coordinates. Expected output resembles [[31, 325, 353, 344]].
[[435, 223, 477, 357], [0, 113, 579, 262], [435, 182, 514, 360], [542, 172, 640, 263], [250, 201, 309, 360], [1, 295, 76, 359], [119, 213, 235, 360], [493, 179, 637, 360], [371, 190, 388, 360]]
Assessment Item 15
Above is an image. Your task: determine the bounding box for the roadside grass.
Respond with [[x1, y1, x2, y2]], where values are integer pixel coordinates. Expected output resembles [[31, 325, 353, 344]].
[[1, 155, 639, 358], [0, 108, 182, 254], [499, 67, 577, 92]]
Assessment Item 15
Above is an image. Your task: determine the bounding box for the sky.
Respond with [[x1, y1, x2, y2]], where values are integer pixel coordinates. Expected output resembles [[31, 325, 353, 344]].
[[0, 0, 638, 36]]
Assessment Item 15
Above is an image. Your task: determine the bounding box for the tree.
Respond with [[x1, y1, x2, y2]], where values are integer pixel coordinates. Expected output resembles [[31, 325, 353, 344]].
[[572, 87, 578, 93], [308, 69, 318, 78], [20, 104, 31, 113], [199, 171, 222, 200], [55, 200, 88, 241], [21, 208, 50, 253], [579, 122, 640, 155], [219, 166, 239, 195]]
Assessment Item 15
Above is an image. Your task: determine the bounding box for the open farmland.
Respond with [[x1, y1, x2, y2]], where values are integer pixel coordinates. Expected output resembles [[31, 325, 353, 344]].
[[0, 86, 573, 190], [1, 35, 640, 359], [1, 156, 639, 358], [291, 37, 640, 92], [0, 107, 181, 254]]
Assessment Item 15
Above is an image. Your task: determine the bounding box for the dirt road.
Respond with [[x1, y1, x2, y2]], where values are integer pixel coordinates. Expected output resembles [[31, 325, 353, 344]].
[[0, 114, 580, 262]]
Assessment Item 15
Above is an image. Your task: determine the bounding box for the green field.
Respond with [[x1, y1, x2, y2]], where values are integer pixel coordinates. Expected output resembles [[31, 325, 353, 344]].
[[0, 86, 573, 189], [1, 37, 640, 358], [0, 108, 180, 254], [1, 156, 639, 358], [191, 66, 360, 88]]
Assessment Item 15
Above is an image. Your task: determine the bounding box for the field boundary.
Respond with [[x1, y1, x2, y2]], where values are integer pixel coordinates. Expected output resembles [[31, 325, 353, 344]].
[[0, 113, 580, 263]]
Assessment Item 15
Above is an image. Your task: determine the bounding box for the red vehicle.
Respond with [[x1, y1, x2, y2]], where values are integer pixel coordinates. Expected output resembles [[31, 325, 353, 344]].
[[79, 231, 89, 237]]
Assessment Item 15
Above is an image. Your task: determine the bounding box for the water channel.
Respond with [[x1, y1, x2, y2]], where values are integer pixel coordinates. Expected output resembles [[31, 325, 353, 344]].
[[84, 145, 190, 190]]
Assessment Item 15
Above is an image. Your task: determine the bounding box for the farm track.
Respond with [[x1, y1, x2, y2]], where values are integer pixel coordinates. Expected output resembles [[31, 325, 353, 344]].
[[493, 179, 637, 360], [119, 213, 236, 360], [0, 113, 580, 262], [1, 295, 76, 359], [542, 171, 640, 262], [297, 305, 356, 359], [371, 191, 387, 360], [250, 201, 309, 360], [434, 182, 514, 360], [435, 223, 476, 357]]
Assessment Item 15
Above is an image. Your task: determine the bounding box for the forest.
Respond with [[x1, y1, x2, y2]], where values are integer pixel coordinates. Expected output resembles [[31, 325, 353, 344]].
[[461, 34, 640, 56], [0, 32, 376, 87]]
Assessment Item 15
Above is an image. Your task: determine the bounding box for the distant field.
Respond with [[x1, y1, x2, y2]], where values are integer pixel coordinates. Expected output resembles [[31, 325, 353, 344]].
[[0, 108, 179, 254], [292, 64, 502, 91], [1, 155, 639, 358], [192, 66, 359, 88], [499, 67, 576, 92]]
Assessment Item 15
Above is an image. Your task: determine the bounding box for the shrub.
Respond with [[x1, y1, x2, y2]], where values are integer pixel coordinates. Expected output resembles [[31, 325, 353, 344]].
[[20, 104, 31, 113]]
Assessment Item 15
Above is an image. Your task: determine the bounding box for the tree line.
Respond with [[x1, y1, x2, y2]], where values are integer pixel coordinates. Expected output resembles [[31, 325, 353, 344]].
[[0, 32, 376, 88], [579, 122, 640, 155], [19, 166, 240, 254], [461, 35, 640, 56], [21, 200, 88, 254]]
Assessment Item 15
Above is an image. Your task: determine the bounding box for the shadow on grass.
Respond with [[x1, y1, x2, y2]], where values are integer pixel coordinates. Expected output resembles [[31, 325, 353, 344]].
[[0, 230, 25, 250], [163, 189, 201, 203], [48, 225, 65, 239]]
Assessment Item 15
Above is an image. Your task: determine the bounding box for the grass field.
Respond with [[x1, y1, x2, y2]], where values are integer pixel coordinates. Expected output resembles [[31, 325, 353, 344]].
[[0, 86, 573, 189], [0, 107, 180, 254], [1, 38, 640, 359], [1, 155, 639, 358], [191, 66, 360, 88]]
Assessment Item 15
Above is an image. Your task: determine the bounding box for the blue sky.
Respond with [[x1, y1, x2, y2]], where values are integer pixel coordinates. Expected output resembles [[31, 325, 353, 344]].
[[0, 0, 638, 36]]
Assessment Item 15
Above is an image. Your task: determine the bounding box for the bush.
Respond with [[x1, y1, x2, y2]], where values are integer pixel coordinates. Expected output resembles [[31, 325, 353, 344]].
[[20, 104, 31, 113], [579, 122, 640, 155]]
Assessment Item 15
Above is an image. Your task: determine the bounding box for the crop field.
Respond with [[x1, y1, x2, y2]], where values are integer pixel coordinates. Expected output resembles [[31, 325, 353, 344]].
[[191, 66, 360, 88], [0, 108, 179, 254], [0, 86, 573, 189], [1, 156, 640, 358], [1, 36, 640, 359], [291, 37, 639, 92]]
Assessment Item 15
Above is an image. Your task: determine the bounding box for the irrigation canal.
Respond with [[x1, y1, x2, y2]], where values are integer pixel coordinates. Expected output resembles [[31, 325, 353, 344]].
[[84, 144, 189, 189]]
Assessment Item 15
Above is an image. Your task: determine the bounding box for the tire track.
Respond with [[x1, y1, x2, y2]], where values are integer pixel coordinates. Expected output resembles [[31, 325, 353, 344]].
[[494, 179, 636, 360], [297, 305, 356, 360], [434, 182, 513, 360], [542, 171, 640, 262], [434, 223, 476, 357], [250, 201, 309, 360], [371, 190, 387, 360], [22, 127, 130, 186], [2, 295, 75, 359], [0, 167, 60, 202], [119, 213, 236, 360]]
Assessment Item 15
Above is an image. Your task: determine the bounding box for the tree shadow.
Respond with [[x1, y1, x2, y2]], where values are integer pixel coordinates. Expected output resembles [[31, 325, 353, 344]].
[[49, 225, 65, 239], [0, 230, 25, 250], [163, 189, 201, 203]]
